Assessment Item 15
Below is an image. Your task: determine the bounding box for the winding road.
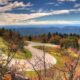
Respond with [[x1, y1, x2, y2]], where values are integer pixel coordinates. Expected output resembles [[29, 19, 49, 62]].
[[25, 41, 57, 70], [1, 41, 57, 71]]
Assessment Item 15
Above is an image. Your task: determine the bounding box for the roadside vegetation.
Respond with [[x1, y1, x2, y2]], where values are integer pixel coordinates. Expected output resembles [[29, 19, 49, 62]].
[[31, 32, 80, 80], [0, 28, 32, 59], [34, 46, 78, 67], [0, 28, 80, 80], [25, 32, 80, 47], [0, 28, 32, 79]]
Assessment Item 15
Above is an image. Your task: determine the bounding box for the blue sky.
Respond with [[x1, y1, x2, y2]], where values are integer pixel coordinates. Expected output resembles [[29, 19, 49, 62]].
[[0, 0, 80, 25]]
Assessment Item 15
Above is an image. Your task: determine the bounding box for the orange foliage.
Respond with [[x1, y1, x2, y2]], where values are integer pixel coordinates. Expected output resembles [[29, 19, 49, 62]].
[[3, 74, 12, 80]]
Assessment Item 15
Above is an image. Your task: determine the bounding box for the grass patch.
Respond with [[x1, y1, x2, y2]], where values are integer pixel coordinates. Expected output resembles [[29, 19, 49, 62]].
[[24, 71, 37, 78], [0, 37, 32, 59], [14, 49, 32, 59], [34, 46, 77, 68], [3, 48, 32, 59], [0, 37, 8, 50]]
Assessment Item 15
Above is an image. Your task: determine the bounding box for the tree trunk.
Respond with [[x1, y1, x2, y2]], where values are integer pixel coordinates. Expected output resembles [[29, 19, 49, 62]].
[[69, 73, 74, 80]]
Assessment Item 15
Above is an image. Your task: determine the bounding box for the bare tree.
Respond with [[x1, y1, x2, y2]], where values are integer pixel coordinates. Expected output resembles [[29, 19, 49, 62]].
[[27, 59, 42, 80], [66, 55, 80, 80], [25, 46, 50, 80], [42, 46, 47, 78], [53, 53, 80, 80], [0, 45, 16, 80]]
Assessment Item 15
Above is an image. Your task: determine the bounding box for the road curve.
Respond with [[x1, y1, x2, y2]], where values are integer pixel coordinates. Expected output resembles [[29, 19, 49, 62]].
[[25, 41, 57, 70], [1, 41, 57, 71]]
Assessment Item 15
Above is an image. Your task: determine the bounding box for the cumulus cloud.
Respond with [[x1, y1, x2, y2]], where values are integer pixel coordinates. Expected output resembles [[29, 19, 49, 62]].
[[0, 0, 8, 5], [0, 1, 25, 12], [0, 1, 33, 12]]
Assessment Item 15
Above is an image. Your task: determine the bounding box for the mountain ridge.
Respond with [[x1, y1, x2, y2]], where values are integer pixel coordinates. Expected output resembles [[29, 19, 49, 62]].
[[0, 25, 80, 36]]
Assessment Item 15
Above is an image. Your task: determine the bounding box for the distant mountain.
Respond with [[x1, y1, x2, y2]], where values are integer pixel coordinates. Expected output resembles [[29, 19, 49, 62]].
[[0, 25, 80, 36]]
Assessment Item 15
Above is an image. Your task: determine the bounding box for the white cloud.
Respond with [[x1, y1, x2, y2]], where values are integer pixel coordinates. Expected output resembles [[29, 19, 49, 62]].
[[0, 1, 33, 12], [37, 8, 43, 13], [46, 2, 55, 5], [54, 4, 59, 6], [46, 2, 60, 7], [23, 20, 80, 25], [74, 4, 80, 7], [58, 0, 76, 2], [51, 10, 70, 14], [0, 19, 80, 25], [26, 2, 33, 7], [30, 9, 36, 12], [0, 0, 8, 5], [18, 9, 71, 22], [0, 8, 80, 25]]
